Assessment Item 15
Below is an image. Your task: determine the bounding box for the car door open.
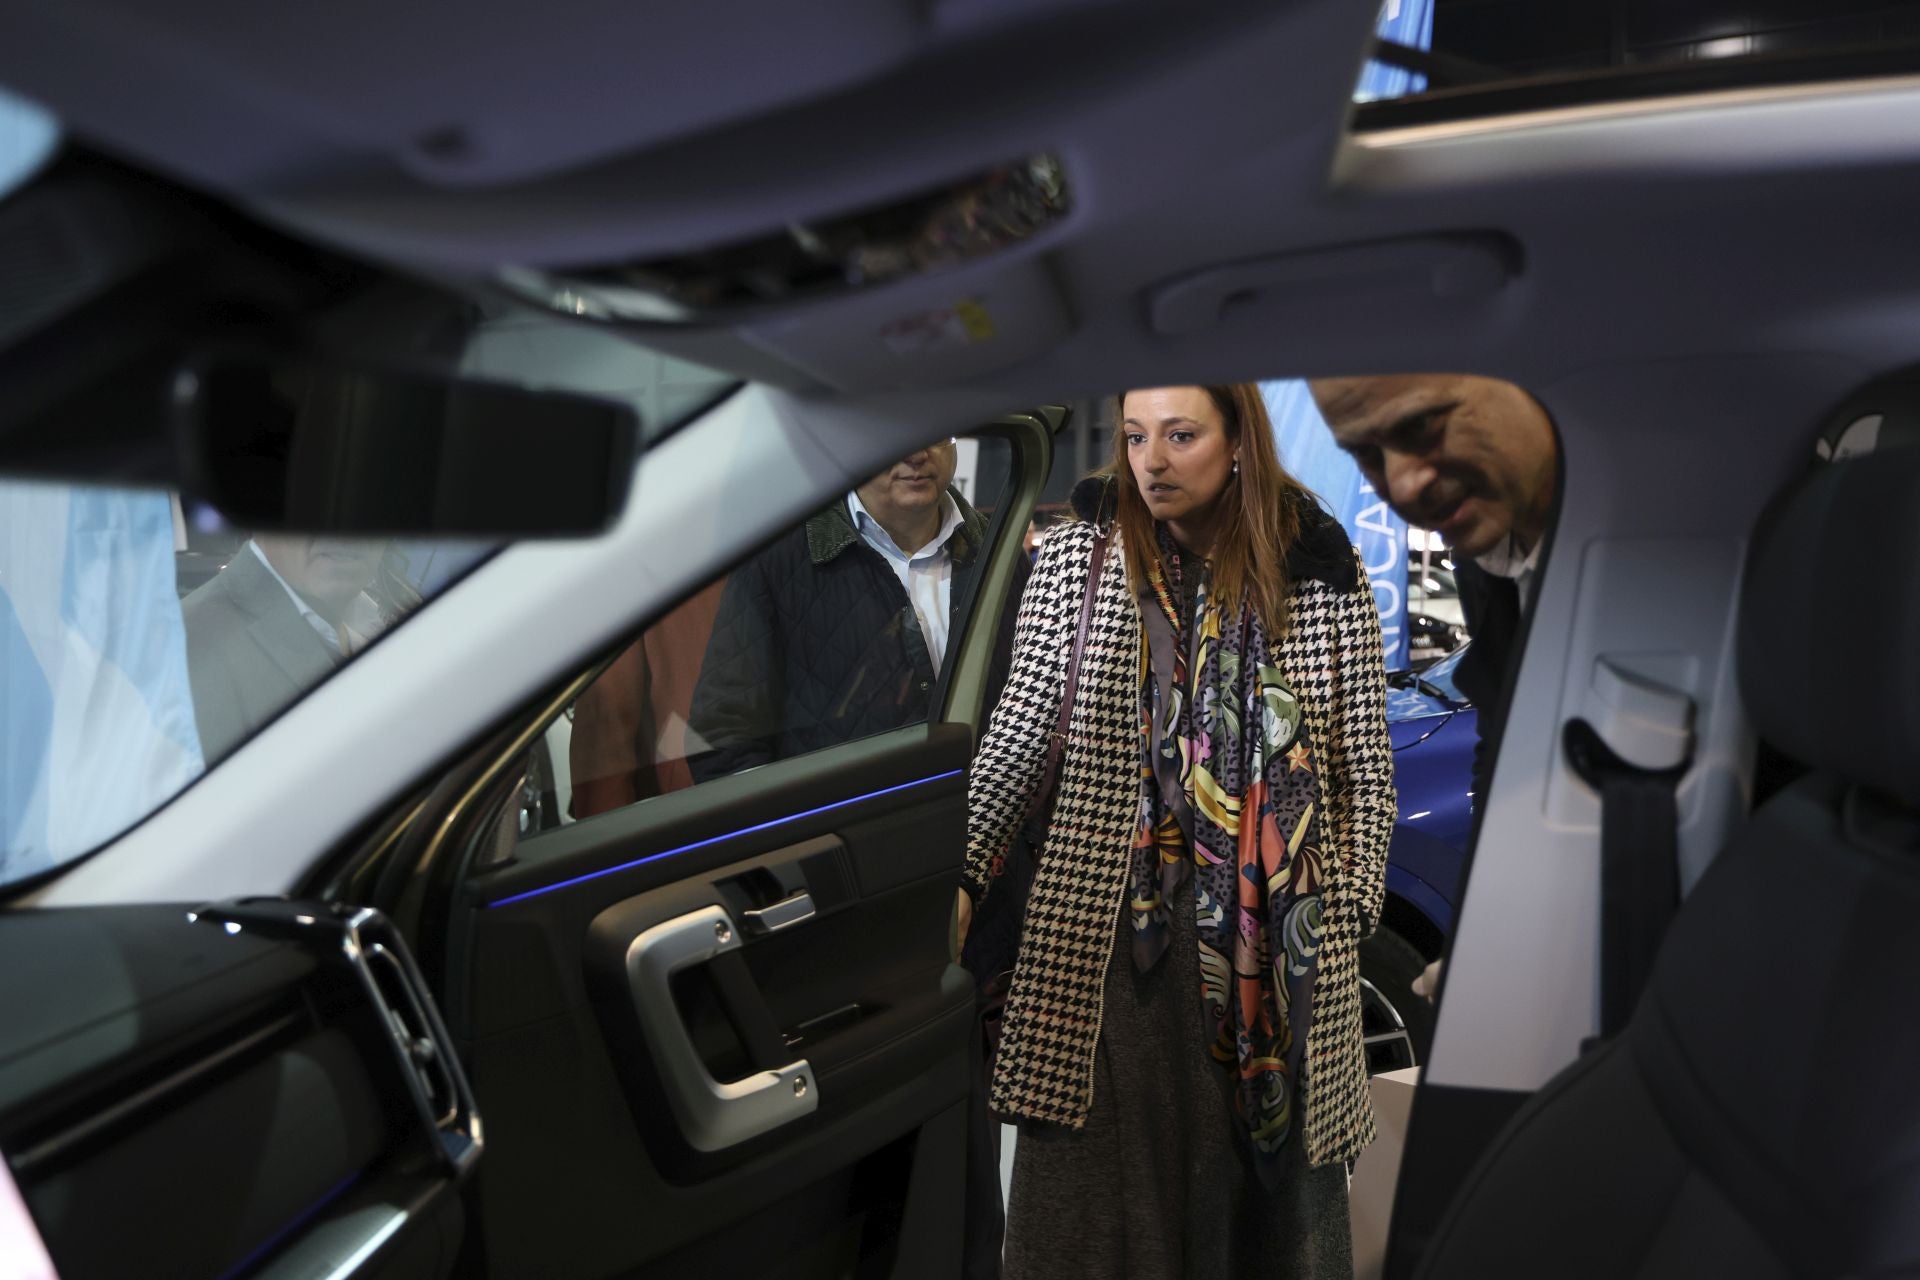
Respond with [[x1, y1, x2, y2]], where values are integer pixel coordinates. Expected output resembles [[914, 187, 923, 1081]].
[[431, 416, 1055, 1279]]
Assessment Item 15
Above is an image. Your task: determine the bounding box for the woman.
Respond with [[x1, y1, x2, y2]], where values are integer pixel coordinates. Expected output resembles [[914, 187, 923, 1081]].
[[960, 384, 1395, 1276]]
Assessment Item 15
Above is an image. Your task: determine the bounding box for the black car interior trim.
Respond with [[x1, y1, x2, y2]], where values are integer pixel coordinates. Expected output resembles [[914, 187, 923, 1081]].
[[0, 905, 469, 1280], [447, 725, 976, 1277]]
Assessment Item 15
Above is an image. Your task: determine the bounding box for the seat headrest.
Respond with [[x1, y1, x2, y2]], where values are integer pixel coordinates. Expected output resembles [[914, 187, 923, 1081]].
[[1738, 445, 1920, 808]]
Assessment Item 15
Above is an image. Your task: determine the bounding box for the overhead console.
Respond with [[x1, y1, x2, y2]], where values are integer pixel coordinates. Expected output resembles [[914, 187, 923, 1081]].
[[499, 154, 1068, 324], [493, 154, 1076, 391], [1145, 232, 1522, 342]]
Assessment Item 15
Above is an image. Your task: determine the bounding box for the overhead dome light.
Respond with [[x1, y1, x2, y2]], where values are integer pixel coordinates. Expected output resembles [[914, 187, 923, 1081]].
[[498, 152, 1069, 325], [1694, 35, 1754, 60]]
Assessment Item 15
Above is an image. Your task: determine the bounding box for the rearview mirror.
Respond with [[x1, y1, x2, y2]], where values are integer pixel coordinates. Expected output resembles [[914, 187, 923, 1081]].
[[174, 353, 639, 536]]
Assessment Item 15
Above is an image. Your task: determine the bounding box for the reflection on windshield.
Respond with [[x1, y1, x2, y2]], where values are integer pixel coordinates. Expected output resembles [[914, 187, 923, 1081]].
[[2, 483, 200, 883], [176, 527, 486, 762], [0, 480, 488, 887], [0, 86, 58, 205]]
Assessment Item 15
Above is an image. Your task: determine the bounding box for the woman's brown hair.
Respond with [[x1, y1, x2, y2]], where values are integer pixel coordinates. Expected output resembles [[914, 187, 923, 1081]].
[[1107, 384, 1316, 636]]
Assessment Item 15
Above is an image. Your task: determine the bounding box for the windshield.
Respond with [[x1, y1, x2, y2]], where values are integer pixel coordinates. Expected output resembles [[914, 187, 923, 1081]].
[[1421, 641, 1471, 705], [1, 482, 492, 885], [0, 92, 739, 891]]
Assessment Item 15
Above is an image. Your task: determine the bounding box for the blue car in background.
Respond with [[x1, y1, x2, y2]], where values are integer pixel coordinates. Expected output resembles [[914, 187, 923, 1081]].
[[1360, 642, 1477, 1074]]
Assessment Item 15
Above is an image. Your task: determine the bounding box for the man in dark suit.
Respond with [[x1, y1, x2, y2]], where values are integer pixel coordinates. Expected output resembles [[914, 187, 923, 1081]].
[[1310, 374, 1558, 996], [181, 536, 384, 761]]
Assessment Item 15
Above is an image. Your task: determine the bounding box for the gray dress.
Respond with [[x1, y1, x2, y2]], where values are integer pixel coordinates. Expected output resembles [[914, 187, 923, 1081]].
[[1002, 569, 1353, 1279]]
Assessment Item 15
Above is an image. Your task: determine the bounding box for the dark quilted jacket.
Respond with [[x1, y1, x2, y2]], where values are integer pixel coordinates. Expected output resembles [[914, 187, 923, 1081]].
[[689, 491, 1027, 781]]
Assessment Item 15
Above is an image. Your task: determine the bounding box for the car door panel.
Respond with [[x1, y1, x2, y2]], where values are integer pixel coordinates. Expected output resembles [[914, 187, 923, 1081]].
[[0, 904, 472, 1280], [451, 722, 977, 1279], [582, 842, 973, 1169]]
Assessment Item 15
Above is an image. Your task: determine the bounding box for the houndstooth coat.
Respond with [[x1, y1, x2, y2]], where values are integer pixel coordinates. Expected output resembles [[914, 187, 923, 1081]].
[[963, 479, 1396, 1170]]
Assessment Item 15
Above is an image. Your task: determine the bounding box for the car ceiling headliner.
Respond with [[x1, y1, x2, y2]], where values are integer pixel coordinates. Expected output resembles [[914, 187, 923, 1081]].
[[4, 0, 1918, 451]]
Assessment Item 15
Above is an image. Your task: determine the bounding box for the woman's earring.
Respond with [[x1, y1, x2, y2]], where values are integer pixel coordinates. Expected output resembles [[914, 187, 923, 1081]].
[[1232, 459, 1240, 476]]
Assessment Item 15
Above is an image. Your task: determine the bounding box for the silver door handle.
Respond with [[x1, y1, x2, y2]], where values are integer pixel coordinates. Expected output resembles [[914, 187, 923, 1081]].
[[743, 890, 815, 936], [624, 905, 815, 1151]]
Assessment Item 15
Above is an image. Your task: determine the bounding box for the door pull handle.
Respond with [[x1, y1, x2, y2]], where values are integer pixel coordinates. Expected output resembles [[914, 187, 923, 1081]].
[[625, 905, 815, 1151]]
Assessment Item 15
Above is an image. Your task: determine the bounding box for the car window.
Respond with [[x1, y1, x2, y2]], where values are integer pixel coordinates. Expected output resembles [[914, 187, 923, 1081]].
[[1353, 0, 1920, 121], [522, 431, 1022, 832]]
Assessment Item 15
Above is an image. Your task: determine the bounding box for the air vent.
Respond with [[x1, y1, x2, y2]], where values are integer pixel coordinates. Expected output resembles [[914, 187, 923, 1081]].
[[363, 941, 461, 1130], [190, 898, 483, 1176]]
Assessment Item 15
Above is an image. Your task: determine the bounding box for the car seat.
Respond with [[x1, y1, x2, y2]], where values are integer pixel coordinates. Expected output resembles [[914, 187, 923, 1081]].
[[1414, 444, 1920, 1278]]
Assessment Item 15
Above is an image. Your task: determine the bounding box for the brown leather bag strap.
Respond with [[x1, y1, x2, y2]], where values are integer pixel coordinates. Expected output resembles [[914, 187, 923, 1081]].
[[1020, 530, 1109, 830]]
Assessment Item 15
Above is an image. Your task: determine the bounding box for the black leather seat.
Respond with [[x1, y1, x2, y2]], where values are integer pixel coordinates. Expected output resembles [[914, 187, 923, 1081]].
[[1416, 445, 1920, 1279]]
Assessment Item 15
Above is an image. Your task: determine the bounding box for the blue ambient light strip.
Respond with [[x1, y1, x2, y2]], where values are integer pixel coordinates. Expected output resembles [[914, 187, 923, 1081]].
[[214, 1170, 362, 1280], [486, 768, 965, 908]]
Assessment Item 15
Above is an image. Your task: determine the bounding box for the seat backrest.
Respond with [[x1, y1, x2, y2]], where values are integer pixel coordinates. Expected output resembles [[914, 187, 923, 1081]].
[[1415, 444, 1920, 1279]]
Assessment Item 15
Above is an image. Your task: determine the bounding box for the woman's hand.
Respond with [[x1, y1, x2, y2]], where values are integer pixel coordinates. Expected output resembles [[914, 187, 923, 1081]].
[[955, 887, 974, 951]]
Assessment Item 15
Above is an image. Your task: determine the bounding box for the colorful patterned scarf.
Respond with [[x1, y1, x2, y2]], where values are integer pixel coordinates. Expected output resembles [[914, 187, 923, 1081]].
[[1130, 532, 1327, 1181]]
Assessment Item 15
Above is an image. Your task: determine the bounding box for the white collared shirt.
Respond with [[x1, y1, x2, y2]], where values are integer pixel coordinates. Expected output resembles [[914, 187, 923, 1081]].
[[248, 541, 350, 655], [1475, 532, 1544, 610], [847, 492, 965, 667]]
